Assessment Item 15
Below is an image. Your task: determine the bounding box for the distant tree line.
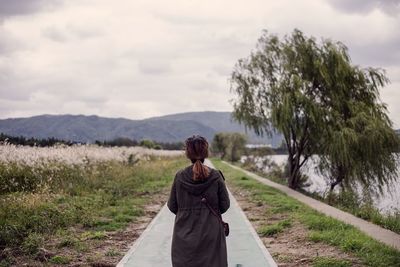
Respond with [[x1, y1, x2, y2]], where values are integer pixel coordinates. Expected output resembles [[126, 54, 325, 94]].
[[271, 141, 289, 154], [95, 137, 184, 150], [0, 132, 184, 150], [0, 132, 77, 146], [212, 132, 290, 161]]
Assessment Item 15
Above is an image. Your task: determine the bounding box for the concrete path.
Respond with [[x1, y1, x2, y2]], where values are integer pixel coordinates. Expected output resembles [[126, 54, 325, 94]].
[[221, 160, 400, 251], [117, 159, 277, 267]]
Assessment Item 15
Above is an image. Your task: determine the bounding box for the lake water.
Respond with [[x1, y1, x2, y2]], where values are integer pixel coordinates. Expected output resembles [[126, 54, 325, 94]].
[[240, 155, 400, 214]]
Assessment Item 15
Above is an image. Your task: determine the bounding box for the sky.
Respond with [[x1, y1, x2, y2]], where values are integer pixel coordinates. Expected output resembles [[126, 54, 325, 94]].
[[0, 0, 399, 127]]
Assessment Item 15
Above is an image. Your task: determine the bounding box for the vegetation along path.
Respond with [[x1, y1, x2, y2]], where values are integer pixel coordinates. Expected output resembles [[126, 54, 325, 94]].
[[221, 160, 400, 251], [117, 159, 277, 267]]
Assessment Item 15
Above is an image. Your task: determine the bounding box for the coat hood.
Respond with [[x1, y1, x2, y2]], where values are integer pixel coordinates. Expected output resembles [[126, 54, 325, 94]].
[[177, 164, 220, 196]]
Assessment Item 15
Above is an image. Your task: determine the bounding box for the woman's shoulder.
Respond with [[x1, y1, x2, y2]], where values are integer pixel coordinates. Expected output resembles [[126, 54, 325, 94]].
[[216, 169, 225, 180], [176, 164, 192, 174], [174, 165, 192, 179]]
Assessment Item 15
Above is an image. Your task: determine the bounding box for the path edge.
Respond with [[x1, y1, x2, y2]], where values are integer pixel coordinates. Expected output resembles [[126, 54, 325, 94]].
[[227, 187, 278, 267], [207, 159, 278, 267], [116, 203, 170, 267]]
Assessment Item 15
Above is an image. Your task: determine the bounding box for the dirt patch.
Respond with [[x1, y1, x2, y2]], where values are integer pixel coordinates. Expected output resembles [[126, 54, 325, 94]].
[[229, 185, 365, 267], [6, 189, 170, 267]]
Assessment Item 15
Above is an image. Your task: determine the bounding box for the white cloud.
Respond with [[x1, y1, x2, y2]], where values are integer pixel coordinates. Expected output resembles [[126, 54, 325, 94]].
[[0, 0, 399, 128]]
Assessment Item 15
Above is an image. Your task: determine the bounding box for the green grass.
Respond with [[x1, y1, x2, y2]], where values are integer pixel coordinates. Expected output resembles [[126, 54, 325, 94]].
[[22, 232, 44, 254], [237, 157, 400, 234], [80, 231, 108, 240], [0, 155, 188, 264], [57, 235, 79, 248], [312, 257, 352, 267], [211, 158, 400, 267], [258, 219, 292, 237], [234, 159, 288, 185], [49, 255, 71, 265], [105, 248, 121, 257]]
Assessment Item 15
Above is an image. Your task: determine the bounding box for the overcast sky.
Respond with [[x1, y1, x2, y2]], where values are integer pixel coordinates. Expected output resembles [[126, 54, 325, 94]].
[[0, 0, 399, 127]]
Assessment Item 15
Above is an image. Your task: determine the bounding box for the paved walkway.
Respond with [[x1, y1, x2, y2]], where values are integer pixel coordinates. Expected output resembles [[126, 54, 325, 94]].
[[117, 159, 277, 267], [222, 160, 400, 251]]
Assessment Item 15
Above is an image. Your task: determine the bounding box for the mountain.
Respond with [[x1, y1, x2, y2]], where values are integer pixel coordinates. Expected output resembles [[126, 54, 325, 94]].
[[0, 111, 283, 146], [148, 111, 283, 146]]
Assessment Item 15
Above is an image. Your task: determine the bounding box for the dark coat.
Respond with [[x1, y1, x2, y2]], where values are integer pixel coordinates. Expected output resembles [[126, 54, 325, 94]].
[[167, 164, 230, 267]]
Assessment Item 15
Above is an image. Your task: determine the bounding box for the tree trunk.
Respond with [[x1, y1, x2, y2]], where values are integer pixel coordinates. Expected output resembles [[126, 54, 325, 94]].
[[330, 164, 345, 191], [287, 154, 301, 189]]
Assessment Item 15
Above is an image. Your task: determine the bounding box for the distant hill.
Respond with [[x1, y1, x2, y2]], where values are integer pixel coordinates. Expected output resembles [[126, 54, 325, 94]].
[[0, 111, 283, 146]]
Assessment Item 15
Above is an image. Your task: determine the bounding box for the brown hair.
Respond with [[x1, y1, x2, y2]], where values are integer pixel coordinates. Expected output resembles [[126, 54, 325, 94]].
[[184, 135, 210, 181]]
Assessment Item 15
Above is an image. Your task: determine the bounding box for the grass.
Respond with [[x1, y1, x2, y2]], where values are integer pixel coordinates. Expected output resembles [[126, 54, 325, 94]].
[[302, 187, 400, 235], [235, 158, 288, 185], [49, 255, 71, 265], [80, 231, 108, 240], [258, 219, 292, 237], [211, 158, 400, 267], [105, 248, 121, 257], [0, 155, 188, 266], [237, 157, 400, 234], [312, 257, 352, 267]]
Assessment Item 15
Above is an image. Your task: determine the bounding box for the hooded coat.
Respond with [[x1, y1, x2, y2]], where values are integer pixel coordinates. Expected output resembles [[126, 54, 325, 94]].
[[167, 163, 230, 267]]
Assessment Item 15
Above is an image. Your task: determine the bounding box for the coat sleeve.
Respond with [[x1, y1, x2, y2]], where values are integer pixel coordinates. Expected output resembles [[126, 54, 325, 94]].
[[167, 173, 178, 214], [217, 171, 230, 214]]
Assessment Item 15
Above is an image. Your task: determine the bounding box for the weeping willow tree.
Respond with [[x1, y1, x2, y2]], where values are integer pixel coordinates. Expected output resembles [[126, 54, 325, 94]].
[[230, 29, 399, 191], [315, 40, 400, 194], [230, 29, 325, 189]]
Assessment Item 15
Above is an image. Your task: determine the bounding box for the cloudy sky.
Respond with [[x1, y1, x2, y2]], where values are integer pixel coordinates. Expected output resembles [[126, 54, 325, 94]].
[[0, 0, 399, 127]]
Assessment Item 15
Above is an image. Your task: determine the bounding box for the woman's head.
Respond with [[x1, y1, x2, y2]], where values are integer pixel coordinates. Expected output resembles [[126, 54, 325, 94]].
[[184, 135, 210, 181]]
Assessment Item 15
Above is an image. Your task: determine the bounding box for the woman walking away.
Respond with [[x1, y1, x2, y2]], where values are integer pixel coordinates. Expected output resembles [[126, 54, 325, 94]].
[[167, 134, 230, 267]]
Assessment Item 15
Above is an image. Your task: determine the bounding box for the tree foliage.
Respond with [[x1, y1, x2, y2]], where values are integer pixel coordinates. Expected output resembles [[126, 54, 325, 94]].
[[314, 43, 400, 194], [212, 132, 247, 162], [229, 29, 399, 192], [0, 132, 77, 146]]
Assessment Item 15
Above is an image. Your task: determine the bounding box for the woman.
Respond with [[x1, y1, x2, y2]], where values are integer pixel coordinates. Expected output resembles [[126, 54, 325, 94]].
[[167, 134, 230, 267]]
